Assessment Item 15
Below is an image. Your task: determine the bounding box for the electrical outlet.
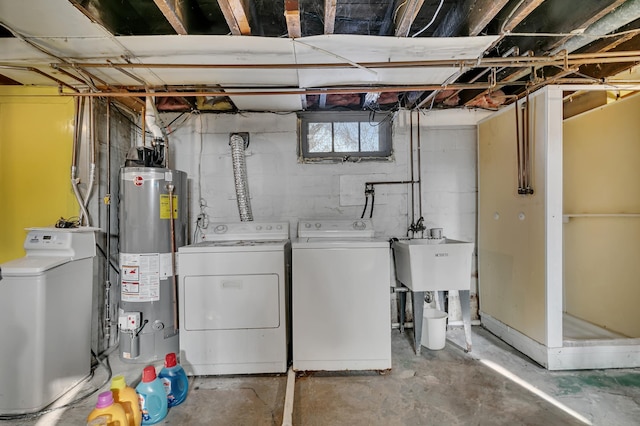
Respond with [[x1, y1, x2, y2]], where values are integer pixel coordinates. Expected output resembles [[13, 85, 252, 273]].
[[197, 213, 208, 229]]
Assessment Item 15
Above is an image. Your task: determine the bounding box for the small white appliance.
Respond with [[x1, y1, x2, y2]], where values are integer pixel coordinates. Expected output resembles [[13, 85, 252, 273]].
[[292, 219, 392, 371], [0, 228, 96, 414], [178, 221, 290, 375]]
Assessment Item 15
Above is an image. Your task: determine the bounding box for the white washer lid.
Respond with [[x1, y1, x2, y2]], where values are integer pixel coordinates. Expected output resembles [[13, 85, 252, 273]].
[[292, 237, 389, 249], [179, 240, 289, 253], [1, 256, 70, 276]]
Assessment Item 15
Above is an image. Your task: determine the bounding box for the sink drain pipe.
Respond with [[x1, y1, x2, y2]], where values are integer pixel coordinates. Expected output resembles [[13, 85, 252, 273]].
[[230, 133, 253, 221]]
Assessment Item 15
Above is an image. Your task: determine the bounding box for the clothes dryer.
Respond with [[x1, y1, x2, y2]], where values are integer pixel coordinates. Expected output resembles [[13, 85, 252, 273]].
[[178, 222, 290, 375]]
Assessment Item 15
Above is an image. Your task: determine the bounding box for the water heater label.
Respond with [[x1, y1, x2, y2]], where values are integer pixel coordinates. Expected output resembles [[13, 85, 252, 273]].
[[120, 253, 161, 302], [159, 253, 176, 277], [159, 195, 179, 219]]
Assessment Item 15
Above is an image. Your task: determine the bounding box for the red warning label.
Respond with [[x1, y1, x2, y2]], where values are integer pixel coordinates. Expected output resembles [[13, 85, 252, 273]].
[[134, 176, 144, 187]]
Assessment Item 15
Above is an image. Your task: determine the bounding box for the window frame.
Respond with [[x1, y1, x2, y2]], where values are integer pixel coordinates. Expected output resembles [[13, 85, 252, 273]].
[[298, 111, 393, 163]]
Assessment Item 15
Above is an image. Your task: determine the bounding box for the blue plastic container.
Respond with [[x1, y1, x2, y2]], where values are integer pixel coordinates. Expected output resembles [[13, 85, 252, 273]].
[[158, 352, 189, 407], [135, 366, 168, 425]]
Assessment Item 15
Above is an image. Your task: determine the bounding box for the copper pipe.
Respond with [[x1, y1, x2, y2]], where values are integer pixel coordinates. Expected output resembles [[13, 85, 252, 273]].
[[167, 184, 178, 333], [73, 65, 110, 88], [52, 51, 640, 71], [58, 82, 514, 98], [51, 65, 94, 87], [0, 65, 77, 91], [107, 60, 148, 86]]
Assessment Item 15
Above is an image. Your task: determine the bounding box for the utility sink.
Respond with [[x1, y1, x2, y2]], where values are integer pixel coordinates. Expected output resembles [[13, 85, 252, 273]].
[[392, 238, 473, 291]]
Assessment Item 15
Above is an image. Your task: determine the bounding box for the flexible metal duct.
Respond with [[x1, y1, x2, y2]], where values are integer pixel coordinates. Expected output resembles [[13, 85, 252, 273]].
[[230, 133, 253, 221]]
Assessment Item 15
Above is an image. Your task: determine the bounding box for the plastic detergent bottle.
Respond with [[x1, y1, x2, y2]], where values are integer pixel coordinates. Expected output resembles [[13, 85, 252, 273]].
[[158, 352, 189, 407], [86, 391, 128, 426], [111, 375, 142, 426], [135, 366, 168, 425]]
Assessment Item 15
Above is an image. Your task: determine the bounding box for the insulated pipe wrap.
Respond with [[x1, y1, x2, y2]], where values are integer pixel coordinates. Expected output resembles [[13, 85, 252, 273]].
[[230, 133, 253, 221]]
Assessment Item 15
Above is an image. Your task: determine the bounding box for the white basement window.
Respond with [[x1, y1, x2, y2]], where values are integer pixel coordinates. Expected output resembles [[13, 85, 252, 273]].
[[298, 111, 393, 162]]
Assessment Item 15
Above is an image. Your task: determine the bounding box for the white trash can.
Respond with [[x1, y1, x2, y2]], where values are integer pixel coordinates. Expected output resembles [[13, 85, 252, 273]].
[[421, 308, 448, 350]]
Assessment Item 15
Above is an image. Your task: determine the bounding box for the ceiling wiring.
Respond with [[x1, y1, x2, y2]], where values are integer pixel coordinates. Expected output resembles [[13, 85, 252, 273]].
[[411, 0, 445, 38]]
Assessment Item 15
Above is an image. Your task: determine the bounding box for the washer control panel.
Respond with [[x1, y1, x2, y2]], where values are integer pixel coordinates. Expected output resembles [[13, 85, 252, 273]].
[[202, 221, 289, 241], [298, 219, 375, 238], [23, 228, 97, 259]]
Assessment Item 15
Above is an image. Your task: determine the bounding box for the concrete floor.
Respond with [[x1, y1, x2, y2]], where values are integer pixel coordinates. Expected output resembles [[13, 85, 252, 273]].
[[1, 326, 639, 426]]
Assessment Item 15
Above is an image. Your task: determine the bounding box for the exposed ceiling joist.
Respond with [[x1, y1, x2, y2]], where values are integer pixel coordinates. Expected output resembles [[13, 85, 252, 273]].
[[580, 34, 640, 79], [394, 0, 425, 37], [284, 0, 301, 38], [433, 0, 509, 37], [152, 0, 188, 35], [217, 0, 251, 35], [324, 0, 337, 34]]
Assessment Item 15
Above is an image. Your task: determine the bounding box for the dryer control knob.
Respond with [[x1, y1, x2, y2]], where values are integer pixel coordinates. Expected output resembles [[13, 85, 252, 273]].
[[305, 223, 311, 228], [315, 223, 321, 228], [214, 224, 228, 233], [353, 220, 367, 230]]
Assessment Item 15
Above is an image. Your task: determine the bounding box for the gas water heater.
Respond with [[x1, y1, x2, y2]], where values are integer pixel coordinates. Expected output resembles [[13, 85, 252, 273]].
[[118, 161, 187, 363]]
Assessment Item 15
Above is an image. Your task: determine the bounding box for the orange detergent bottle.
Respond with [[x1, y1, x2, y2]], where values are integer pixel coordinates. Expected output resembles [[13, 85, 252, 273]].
[[87, 391, 128, 426], [111, 375, 142, 426]]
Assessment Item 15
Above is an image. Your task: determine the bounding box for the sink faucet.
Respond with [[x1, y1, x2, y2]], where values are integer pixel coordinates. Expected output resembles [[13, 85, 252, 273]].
[[409, 217, 426, 234]]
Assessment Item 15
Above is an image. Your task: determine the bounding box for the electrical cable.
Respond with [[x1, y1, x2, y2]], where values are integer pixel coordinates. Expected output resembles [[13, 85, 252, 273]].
[[370, 193, 375, 218], [360, 195, 369, 219], [411, 0, 445, 38], [55, 216, 81, 228], [0, 348, 113, 421]]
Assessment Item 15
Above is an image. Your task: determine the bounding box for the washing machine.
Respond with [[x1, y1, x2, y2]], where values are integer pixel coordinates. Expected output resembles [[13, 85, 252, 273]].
[[292, 219, 392, 371], [177, 221, 290, 375], [0, 227, 96, 414]]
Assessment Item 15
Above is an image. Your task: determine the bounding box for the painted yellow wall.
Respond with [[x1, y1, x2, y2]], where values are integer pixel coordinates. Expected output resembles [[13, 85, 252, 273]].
[[563, 93, 640, 338], [478, 97, 548, 344], [0, 87, 77, 263]]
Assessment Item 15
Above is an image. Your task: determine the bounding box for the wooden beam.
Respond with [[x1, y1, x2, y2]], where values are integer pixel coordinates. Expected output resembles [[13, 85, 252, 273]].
[[468, 0, 510, 36], [501, 0, 545, 33], [152, 0, 188, 35], [394, 0, 425, 37], [433, 0, 509, 37], [285, 0, 301, 38], [217, 0, 251, 35], [324, 0, 337, 34]]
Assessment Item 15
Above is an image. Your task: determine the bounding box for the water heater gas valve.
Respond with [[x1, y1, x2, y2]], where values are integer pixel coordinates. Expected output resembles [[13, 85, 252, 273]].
[[118, 311, 141, 331]]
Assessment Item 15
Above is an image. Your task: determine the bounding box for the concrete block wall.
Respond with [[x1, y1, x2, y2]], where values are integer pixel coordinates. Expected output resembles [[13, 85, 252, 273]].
[[167, 108, 490, 322]]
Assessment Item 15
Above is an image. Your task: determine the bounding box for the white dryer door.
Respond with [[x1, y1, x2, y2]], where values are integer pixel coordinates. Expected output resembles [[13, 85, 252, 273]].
[[183, 274, 280, 330]]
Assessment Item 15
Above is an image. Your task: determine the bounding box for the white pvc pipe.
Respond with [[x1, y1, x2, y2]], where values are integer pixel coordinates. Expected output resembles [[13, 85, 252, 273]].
[[145, 96, 164, 139]]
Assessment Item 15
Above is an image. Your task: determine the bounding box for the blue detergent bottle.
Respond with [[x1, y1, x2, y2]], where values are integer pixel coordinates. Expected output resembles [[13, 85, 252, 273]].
[[135, 366, 168, 425], [158, 352, 189, 407]]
